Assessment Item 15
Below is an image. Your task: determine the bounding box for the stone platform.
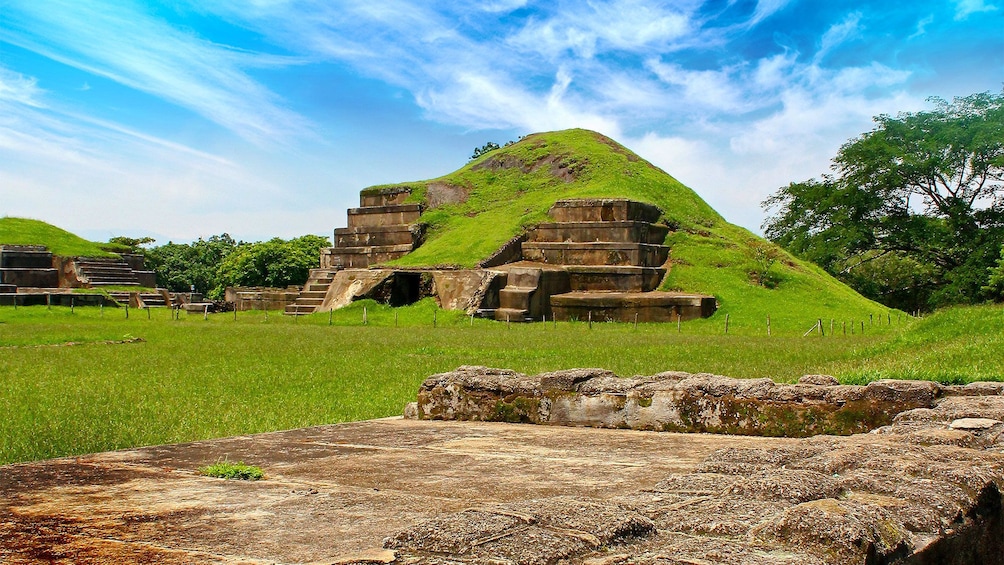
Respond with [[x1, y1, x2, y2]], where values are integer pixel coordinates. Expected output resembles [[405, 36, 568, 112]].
[[2, 375, 1003, 564]]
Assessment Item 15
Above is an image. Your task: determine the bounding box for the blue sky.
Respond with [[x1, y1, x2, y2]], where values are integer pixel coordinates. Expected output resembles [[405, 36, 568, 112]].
[[1, 0, 1001, 243]]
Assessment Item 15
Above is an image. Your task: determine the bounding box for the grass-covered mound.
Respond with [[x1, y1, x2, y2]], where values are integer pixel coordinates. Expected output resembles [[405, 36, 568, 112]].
[[0, 217, 115, 258], [367, 129, 894, 326]]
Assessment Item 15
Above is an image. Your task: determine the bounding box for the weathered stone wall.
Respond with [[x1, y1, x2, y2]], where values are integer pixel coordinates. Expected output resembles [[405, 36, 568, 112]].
[[394, 366, 1004, 564], [225, 286, 301, 311], [408, 366, 1002, 437]]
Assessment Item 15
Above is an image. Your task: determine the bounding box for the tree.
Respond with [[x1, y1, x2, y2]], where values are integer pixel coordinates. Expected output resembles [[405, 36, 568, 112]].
[[144, 234, 238, 296], [214, 235, 328, 297], [104, 236, 156, 254], [983, 245, 1004, 300], [763, 91, 1004, 310], [470, 142, 501, 160]]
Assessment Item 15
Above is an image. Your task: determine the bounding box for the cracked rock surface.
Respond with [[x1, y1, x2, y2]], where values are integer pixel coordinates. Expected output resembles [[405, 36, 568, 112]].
[[2, 369, 1002, 564]]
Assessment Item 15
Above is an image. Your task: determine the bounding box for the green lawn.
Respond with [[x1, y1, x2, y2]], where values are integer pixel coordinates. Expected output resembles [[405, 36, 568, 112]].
[[2, 300, 1002, 465]]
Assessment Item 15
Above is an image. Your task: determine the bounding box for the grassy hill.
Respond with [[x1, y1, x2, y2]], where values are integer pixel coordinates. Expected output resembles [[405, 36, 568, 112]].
[[367, 128, 896, 328], [0, 217, 116, 258]]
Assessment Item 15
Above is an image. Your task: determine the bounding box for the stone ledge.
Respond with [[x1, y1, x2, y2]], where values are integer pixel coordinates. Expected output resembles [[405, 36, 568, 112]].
[[409, 366, 999, 437]]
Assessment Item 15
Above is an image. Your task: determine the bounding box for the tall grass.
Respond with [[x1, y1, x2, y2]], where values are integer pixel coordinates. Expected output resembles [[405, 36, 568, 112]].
[[1, 301, 1001, 465]]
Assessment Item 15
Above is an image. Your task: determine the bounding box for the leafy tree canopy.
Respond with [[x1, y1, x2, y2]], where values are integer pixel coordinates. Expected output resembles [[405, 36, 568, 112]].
[[145, 234, 328, 299], [216, 235, 329, 294], [763, 91, 1004, 311], [144, 234, 238, 297]]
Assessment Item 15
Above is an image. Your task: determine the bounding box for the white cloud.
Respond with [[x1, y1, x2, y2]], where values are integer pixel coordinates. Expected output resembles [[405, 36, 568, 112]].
[[646, 60, 745, 111], [507, 1, 693, 59], [815, 12, 863, 63], [0, 66, 43, 107], [954, 0, 999, 19], [748, 0, 792, 27], [909, 15, 935, 39], [0, 0, 309, 144]]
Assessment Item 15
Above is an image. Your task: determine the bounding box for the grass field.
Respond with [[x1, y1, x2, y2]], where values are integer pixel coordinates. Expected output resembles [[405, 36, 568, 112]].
[[2, 300, 1002, 465]]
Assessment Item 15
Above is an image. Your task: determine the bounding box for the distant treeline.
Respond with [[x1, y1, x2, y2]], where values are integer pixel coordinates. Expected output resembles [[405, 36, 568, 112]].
[[111, 234, 328, 299]]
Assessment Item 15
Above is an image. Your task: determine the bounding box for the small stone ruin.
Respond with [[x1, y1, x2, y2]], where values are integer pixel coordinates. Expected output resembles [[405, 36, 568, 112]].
[[0, 244, 165, 307], [285, 187, 716, 322]]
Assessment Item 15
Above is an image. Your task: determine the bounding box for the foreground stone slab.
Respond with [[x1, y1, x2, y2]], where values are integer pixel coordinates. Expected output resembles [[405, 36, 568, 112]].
[[410, 366, 990, 437], [2, 389, 1002, 564]]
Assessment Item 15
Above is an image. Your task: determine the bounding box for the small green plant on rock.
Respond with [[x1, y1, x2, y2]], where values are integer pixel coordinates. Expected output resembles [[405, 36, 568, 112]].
[[199, 460, 264, 481]]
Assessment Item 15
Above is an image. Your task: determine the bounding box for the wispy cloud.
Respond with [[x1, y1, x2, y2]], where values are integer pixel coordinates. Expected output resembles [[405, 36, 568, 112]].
[[0, 0, 309, 144], [815, 12, 863, 63], [507, 1, 693, 59], [953, 0, 999, 20], [909, 15, 935, 39], [748, 0, 792, 27], [0, 66, 44, 107]]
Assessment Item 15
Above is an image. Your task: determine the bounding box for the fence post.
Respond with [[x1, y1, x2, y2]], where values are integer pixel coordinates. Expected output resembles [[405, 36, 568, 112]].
[[588, 311, 592, 330], [725, 313, 730, 334], [767, 314, 771, 337]]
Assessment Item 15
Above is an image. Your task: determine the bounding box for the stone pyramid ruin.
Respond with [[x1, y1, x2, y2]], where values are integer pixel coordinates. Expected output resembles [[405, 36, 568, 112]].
[[285, 186, 716, 322]]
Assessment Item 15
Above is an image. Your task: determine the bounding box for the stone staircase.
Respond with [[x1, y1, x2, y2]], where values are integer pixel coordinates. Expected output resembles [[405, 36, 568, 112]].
[[75, 258, 141, 286], [490, 199, 715, 322], [105, 291, 169, 308], [493, 266, 570, 322], [284, 268, 340, 315], [285, 187, 425, 315], [321, 188, 424, 270]]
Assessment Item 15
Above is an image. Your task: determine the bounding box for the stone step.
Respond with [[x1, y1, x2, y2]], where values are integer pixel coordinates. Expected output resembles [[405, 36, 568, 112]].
[[295, 298, 324, 306], [284, 304, 317, 315], [0, 248, 53, 269], [306, 284, 329, 292], [0, 268, 59, 287], [565, 266, 666, 292], [549, 291, 717, 322], [0, 284, 15, 293], [89, 280, 141, 286], [335, 225, 420, 247], [139, 294, 167, 307], [359, 187, 412, 207], [549, 199, 662, 224], [299, 291, 327, 299], [499, 287, 533, 310], [494, 307, 531, 322], [530, 221, 669, 244], [506, 267, 542, 289], [322, 244, 414, 269], [521, 242, 669, 267], [346, 204, 423, 228]]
